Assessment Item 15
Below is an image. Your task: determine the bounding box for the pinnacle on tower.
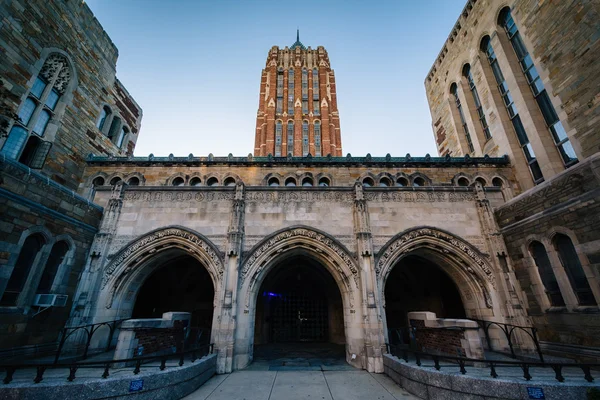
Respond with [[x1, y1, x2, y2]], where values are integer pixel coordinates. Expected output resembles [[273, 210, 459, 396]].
[[290, 29, 306, 50]]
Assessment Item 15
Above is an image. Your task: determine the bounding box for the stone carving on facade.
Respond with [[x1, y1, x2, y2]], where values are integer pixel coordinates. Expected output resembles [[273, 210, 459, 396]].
[[242, 190, 475, 204], [375, 228, 496, 290], [40, 54, 71, 94], [101, 228, 224, 296], [122, 191, 233, 202]]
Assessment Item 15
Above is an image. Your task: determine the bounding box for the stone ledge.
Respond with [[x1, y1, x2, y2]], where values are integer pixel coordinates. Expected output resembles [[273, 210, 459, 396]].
[[0, 353, 216, 400], [383, 354, 597, 400]]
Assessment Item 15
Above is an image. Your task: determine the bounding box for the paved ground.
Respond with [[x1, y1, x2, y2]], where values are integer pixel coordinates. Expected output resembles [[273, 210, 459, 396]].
[[183, 370, 420, 400]]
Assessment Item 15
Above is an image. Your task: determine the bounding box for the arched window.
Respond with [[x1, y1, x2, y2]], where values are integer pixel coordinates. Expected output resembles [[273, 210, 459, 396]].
[[288, 69, 295, 115], [109, 176, 122, 186], [275, 121, 283, 157], [413, 177, 425, 187], [379, 177, 391, 187], [116, 126, 128, 149], [92, 176, 105, 187], [492, 177, 504, 188], [224, 177, 236, 186], [318, 177, 330, 187], [285, 177, 297, 187], [190, 177, 202, 186], [450, 83, 474, 153], [500, 8, 577, 167], [207, 177, 219, 187], [287, 121, 294, 155], [172, 177, 185, 186], [0, 54, 72, 168], [107, 117, 121, 141], [302, 69, 308, 114], [36, 241, 69, 294], [276, 69, 284, 114], [475, 177, 487, 187], [362, 177, 374, 187], [268, 177, 280, 187], [97, 106, 112, 131], [313, 69, 320, 115], [457, 177, 469, 187], [302, 121, 309, 156], [553, 234, 595, 305], [127, 177, 140, 186], [0, 234, 46, 306], [314, 121, 321, 157], [396, 177, 409, 187], [481, 35, 543, 184], [463, 64, 491, 140], [302, 177, 313, 186], [529, 241, 565, 307]]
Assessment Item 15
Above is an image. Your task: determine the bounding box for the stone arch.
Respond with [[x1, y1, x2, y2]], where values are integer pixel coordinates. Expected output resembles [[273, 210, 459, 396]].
[[409, 172, 432, 186], [452, 172, 473, 186], [97, 226, 224, 316], [315, 172, 333, 186], [376, 227, 497, 318], [234, 226, 363, 370], [166, 172, 186, 186], [124, 172, 145, 186]]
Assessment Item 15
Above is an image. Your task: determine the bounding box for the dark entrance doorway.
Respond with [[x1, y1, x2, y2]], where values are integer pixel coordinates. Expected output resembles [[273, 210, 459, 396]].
[[132, 254, 214, 345], [252, 255, 347, 368], [385, 255, 466, 345]]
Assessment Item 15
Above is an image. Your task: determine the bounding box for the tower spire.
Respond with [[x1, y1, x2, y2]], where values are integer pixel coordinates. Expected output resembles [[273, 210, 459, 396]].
[[290, 29, 306, 50], [297, 28, 300, 42]]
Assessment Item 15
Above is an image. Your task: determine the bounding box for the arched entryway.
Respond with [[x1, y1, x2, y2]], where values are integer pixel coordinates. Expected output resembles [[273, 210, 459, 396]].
[[132, 253, 215, 345], [384, 254, 466, 345], [253, 254, 345, 366]]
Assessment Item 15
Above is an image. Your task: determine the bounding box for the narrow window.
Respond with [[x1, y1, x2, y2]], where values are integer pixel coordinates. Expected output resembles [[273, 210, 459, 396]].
[[172, 177, 185, 186], [413, 177, 425, 187], [0, 234, 46, 306], [529, 241, 565, 307], [116, 126, 128, 148], [207, 177, 219, 187], [224, 177, 236, 186], [107, 117, 120, 140], [318, 177, 330, 187], [314, 121, 321, 157], [190, 177, 202, 186], [32, 110, 51, 136], [110, 177, 122, 185], [362, 177, 374, 187], [1, 127, 29, 159], [463, 65, 491, 140], [379, 177, 391, 187], [457, 177, 469, 187], [127, 177, 140, 186], [482, 36, 544, 184], [285, 177, 297, 187], [396, 177, 409, 187], [36, 241, 69, 294], [553, 234, 595, 305], [18, 98, 37, 126], [276, 68, 284, 114], [302, 121, 309, 156], [268, 177, 280, 187], [92, 176, 105, 187], [275, 121, 282, 157], [302, 177, 313, 186], [30, 77, 47, 99], [97, 106, 111, 130], [501, 9, 577, 167], [287, 121, 294, 156], [312, 69, 319, 99], [450, 83, 474, 153], [288, 69, 295, 115]]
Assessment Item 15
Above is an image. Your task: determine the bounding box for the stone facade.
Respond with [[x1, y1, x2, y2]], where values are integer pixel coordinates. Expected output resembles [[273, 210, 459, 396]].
[[254, 32, 342, 157]]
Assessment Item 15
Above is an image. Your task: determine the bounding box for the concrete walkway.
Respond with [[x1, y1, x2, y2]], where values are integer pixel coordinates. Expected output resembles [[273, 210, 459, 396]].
[[183, 370, 420, 400]]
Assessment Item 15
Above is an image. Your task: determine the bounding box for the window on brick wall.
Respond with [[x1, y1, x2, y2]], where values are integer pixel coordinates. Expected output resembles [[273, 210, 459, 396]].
[[275, 121, 282, 157], [302, 121, 309, 156], [314, 121, 321, 157], [0, 53, 75, 169], [500, 8, 578, 167], [287, 121, 294, 156], [529, 241, 565, 307], [450, 83, 474, 153], [288, 69, 294, 115], [463, 64, 491, 141]]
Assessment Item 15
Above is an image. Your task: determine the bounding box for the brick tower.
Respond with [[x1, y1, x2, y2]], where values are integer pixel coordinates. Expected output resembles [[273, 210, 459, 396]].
[[254, 31, 342, 157]]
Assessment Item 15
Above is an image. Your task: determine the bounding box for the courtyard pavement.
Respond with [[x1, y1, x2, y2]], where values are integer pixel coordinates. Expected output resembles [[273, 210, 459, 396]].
[[183, 370, 420, 400]]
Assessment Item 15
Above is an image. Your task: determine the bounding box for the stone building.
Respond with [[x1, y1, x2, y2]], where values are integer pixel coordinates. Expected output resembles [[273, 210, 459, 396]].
[[0, 0, 598, 383], [425, 0, 600, 359], [0, 0, 142, 348]]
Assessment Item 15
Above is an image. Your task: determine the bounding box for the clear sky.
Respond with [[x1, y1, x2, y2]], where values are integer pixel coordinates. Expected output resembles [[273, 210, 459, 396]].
[[85, 0, 466, 157]]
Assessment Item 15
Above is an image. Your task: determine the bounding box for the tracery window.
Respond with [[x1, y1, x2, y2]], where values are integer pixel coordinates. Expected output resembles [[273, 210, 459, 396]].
[[276, 69, 284, 114], [288, 69, 295, 115], [302, 121, 309, 156], [1, 54, 73, 168], [450, 83, 474, 153], [275, 121, 282, 157], [529, 241, 565, 307], [287, 121, 294, 156], [463, 64, 491, 140], [500, 9, 577, 167], [553, 234, 595, 305], [482, 36, 544, 184], [0, 234, 46, 306], [314, 121, 321, 157]]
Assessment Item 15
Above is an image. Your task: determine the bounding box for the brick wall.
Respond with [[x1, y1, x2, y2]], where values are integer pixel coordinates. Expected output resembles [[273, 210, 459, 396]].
[[410, 319, 467, 357], [134, 321, 186, 356]]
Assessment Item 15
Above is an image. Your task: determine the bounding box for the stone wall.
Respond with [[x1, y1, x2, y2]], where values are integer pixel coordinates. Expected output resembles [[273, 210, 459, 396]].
[[0, 0, 142, 190]]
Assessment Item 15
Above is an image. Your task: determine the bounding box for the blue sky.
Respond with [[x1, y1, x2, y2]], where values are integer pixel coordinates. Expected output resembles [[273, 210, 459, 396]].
[[85, 0, 466, 157]]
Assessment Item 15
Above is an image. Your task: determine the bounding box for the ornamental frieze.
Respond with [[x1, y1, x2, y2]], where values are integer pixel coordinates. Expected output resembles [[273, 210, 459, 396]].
[[243, 190, 474, 203], [101, 228, 223, 290], [123, 191, 233, 202], [376, 228, 495, 288]]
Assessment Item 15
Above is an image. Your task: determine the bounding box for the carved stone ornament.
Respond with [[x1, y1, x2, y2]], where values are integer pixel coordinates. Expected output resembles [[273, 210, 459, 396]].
[[376, 228, 496, 289], [101, 228, 223, 291]]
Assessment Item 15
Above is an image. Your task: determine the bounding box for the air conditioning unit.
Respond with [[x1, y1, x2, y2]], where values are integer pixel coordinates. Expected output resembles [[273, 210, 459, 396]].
[[33, 294, 68, 307]]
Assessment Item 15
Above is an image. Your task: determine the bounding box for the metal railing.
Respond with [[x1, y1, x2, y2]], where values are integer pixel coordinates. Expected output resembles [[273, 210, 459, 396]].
[[1, 344, 214, 385], [472, 319, 544, 362], [386, 344, 597, 383]]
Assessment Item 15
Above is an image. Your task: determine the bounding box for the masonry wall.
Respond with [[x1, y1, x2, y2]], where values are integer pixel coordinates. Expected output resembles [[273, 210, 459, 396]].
[[0, 0, 142, 190]]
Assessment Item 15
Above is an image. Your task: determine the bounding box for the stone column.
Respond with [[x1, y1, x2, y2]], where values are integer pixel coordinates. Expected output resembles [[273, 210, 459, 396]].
[[353, 182, 384, 372], [216, 182, 245, 373]]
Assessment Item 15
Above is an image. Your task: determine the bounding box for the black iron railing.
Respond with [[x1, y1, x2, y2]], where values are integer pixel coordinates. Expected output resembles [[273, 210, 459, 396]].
[[1, 344, 214, 385], [472, 319, 544, 362], [386, 344, 597, 383]]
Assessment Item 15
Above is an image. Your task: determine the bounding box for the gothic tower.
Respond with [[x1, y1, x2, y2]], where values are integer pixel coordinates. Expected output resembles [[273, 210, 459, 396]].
[[254, 31, 342, 157]]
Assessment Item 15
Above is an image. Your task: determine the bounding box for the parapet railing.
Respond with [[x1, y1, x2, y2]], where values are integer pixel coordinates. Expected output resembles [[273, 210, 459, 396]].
[[472, 319, 544, 362], [386, 344, 597, 383], [1, 344, 214, 385]]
